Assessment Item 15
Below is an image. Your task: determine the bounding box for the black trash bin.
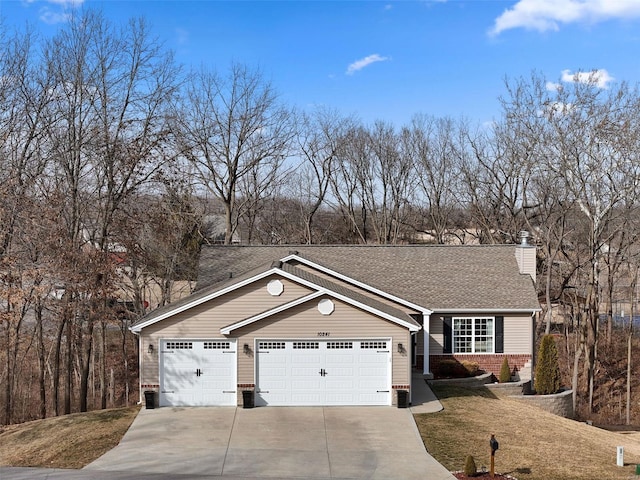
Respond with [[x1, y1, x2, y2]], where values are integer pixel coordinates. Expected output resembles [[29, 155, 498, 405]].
[[397, 390, 408, 408], [242, 390, 254, 409], [144, 390, 156, 409]]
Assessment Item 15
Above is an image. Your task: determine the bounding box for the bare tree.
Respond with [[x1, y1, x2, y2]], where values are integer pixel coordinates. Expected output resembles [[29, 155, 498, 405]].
[[0, 26, 53, 424], [501, 71, 640, 413], [331, 122, 415, 244], [177, 63, 294, 244], [39, 10, 180, 413], [330, 125, 370, 243], [289, 108, 354, 244], [460, 120, 531, 244], [403, 115, 464, 244]]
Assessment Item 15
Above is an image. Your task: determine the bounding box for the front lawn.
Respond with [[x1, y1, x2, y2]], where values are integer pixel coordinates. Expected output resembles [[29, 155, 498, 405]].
[[0, 406, 139, 469], [415, 385, 640, 480]]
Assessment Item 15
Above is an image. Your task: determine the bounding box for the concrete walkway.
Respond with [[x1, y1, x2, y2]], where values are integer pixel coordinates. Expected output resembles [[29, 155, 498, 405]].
[[410, 372, 444, 414]]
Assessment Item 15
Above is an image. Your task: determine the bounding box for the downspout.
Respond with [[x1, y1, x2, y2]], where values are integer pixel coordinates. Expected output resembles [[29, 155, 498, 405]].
[[422, 312, 431, 378], [531, 311, 536, 383]]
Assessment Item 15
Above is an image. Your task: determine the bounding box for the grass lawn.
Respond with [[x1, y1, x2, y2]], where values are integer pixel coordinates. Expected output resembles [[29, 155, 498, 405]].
[[415, 385, 640, 480], [0, 406, 139, 469]]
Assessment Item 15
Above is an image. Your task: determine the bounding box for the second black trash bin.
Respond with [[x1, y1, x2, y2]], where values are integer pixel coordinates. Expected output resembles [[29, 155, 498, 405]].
[[242, 390, 254, 408], [144, 390, 156, 409], [397, 390, 408, 408]]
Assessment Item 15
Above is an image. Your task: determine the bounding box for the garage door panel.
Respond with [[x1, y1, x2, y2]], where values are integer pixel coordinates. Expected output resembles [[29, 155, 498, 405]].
[[256, 339, 390, 406], [326, 392, 356, 404], [263, 380, 288, 391], [291, 378, 323, 389], [326, 354, 354, 364], [358, 365, 388, 375], [328, 366, 355, 376], [291, 392, 323, 404], [261, 367, 287, 379], [291, 365, 321, 376], [257, 394, 287, 405], [326, 379, 355, 391], [292, 353, 322, 363]]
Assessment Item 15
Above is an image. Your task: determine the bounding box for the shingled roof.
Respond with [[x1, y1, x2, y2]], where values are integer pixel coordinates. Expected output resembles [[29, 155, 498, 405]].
[[197, 245, 539, 311]]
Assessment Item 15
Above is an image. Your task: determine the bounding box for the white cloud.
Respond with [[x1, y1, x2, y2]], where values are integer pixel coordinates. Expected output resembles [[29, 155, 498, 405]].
[[46, 0, 84, 6], [490, 0, 640, 36], [25, 0, 84, 6], [21, 0, 84, 24], [346, 54, 389, 75], [561, 68, 614, 89], [546, 81, 562, 92], [39, 7, 70, 24]]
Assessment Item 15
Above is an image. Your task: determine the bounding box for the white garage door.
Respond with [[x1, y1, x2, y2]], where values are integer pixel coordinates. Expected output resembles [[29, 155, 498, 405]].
[[160, 339, 237, 406], [255, 339, 391, 406]]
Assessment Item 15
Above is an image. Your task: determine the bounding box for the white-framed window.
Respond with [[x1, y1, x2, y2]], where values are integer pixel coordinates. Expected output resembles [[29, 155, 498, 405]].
[[453, 317, 494, 353]]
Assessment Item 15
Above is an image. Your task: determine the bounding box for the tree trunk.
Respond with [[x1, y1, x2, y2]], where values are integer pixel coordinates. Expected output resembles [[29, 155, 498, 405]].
[[79, 320, 94, 412], [572, 323, 585, 416], [109, 368, 115, 406], [53, 315, 66, 416], [36, 301, 47, 419], [626, 268, 636, 425], [224, 194, 235, 245], [627, 323, 632, 425], [121, 322, 129, 406], [65, 312, 72, 415], [100, 321, 107, 409], [4, 315, 12, 425]]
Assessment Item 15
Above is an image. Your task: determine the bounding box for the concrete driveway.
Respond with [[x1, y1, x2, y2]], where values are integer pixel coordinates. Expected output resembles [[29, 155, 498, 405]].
[[80, 406, 454, 480]]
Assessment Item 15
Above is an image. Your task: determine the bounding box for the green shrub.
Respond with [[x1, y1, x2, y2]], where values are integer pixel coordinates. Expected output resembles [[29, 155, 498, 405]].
[[534, 334, 561, 394], [499, 356, 511, 383], [464, 455, 477, 476]]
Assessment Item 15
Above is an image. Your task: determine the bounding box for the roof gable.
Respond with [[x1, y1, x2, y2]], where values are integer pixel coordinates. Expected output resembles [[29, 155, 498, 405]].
[[131, 260, 421, 333]]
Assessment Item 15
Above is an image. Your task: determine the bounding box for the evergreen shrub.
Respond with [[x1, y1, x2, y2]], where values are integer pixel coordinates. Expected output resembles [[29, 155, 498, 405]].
[[464, 455, 477, 476], [499, 356, 511, 383], [534, 334, 561, 394]]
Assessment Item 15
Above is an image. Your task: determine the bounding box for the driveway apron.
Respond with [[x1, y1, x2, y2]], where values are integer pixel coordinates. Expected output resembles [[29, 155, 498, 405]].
[[84, 406, 455, 480]]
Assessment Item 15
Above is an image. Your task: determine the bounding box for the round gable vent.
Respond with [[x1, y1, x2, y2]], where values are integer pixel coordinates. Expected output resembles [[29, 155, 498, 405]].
[[267, 279, 284, 296], [318, 298, 334, 315]]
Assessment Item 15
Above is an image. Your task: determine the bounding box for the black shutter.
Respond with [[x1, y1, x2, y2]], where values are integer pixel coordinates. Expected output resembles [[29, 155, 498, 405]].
[[495, 316, 504, 353], [443, 316, 452, 354]]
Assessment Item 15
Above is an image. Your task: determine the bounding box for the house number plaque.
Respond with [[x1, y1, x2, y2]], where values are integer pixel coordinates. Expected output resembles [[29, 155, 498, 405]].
[[317, 332, 330, 337]]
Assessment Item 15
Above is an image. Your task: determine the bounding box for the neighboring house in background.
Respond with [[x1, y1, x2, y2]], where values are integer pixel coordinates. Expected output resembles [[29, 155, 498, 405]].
[[130, 240, 539, 407]]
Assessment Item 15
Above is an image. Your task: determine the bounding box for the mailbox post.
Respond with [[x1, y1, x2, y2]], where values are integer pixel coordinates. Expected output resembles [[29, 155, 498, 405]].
[[489, 434, 499, 478]]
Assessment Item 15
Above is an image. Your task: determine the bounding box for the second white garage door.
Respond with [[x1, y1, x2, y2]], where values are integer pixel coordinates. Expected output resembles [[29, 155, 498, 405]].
[[255, 339, 391, 406]]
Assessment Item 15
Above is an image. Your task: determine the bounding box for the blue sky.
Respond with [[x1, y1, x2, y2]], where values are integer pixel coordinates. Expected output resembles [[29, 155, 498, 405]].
[[2, 0, 640, 126]]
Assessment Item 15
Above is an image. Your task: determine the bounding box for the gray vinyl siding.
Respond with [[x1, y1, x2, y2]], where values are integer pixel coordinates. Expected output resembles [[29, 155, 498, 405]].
[[504, 313, 533, 353], [140, 276, 313, 385], [428, 313, 532, 356], [515, 246, 536, 283], [429, 316, 445, 355]]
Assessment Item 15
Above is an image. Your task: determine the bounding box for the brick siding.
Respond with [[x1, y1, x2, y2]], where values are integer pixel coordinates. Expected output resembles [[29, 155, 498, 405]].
[[430, 354, 531, 377]]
